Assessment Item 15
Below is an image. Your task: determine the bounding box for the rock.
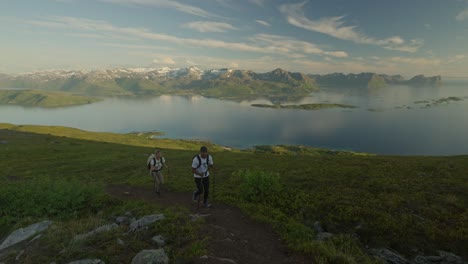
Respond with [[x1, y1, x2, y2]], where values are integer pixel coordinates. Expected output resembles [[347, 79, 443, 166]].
[[0, 220, 52, 251], [67, 259, 105, 264], [131, 249, 169, 264], [0, 140, 8, 144], [115, 216, 135, 225], [200, 255, 237, 264], [116, 238, 125, 246], [414, 251, 467, 264], [369, 248, 410, 264], [73, 223, 119, 241], [28, 234, 43, 244], [129, 214, 165, 232], [152, 235, 166, 247], [313, 221, 324, 233], [15, 249, 24, 261], [316, 232, 334, 241], [115, 211, 135, 225], [189, 213, 210, 222]]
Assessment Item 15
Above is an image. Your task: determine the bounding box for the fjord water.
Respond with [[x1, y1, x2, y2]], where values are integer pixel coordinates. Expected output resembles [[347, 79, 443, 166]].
[[1, 80, 467, 155]]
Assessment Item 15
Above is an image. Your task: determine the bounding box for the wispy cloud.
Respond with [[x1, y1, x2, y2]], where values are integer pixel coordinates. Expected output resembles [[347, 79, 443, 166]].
[[252, 34, 348, 58], [27, 16, 346, 59], [182, 21, 238, 32], [255, 20, 271, 27], [390, 57, 441, 66], [249, 0, 265, 6], [447, 54, 466, 63], [153, 56, 175, 64], [279, 2, 423, 52], [456, 8, 468, 21], [99, 0, 216, 18], [100, 43, 176, 51]]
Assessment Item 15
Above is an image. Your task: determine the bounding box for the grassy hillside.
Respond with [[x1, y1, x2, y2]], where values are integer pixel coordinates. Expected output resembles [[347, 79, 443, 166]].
[[0, 90, 102, 107], [0, 124, 467, 263]]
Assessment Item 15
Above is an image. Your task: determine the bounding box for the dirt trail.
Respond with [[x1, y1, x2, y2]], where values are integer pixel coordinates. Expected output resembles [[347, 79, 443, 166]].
[[105, 185, 308, 264]]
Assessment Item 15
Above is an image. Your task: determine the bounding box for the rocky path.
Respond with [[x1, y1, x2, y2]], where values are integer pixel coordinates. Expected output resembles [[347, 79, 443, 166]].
[[105, 185, 308, 264]]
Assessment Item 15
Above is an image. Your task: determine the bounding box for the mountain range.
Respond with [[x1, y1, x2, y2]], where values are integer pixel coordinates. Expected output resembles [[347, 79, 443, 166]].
[[0, 67, 442, 100]]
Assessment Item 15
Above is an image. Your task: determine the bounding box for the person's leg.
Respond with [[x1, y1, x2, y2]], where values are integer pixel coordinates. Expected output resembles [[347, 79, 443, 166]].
[[202, 177, 210, 205], [193, 178, 203, 200], [160, 172, 165, 185], [158, 172, 165, 191], [153, 171, 161, 194]]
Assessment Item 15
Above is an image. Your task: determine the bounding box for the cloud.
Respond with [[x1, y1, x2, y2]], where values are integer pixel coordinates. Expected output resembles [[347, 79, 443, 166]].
[[255, 20, 271, 27], [279, 2, 423, 52], [28, 16, 346, 59], [182, 21, 238, 32], [153, 57, 175, 64], [249, 0, 265, 6], [99, 0, 216, 18], [456, 8, 468, 21], [447, 54, 466, 63], [252, 34, 348, 58], [389, 57, 441, 66]]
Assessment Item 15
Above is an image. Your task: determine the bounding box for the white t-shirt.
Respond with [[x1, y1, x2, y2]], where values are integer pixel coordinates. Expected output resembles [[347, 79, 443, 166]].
[[150, 157, 165, 171], [192, 155, 213, 178]]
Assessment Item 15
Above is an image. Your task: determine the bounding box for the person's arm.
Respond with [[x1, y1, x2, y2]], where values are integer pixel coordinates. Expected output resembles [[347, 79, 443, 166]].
[[163, 157, 169, 169], [208, 155, 214, 169], [192, 167, 203, 177]]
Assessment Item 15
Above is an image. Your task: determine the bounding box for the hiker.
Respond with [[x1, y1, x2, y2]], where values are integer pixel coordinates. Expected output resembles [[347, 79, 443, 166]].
[[149, 150, 169, 196], [192, 146, 214, 208]]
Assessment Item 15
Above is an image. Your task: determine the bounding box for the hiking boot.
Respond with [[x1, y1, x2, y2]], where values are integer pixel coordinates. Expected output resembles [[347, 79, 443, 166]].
[[203, 203, 211, 208]]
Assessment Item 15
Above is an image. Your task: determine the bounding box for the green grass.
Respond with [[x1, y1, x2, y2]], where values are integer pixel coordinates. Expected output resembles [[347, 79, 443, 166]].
[[0, 123, 467, 263], [0, 89, 101, 107]]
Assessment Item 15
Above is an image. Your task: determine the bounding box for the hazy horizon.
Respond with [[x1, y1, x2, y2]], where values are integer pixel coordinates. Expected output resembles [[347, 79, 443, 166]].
[[1, 0, 467, 77]]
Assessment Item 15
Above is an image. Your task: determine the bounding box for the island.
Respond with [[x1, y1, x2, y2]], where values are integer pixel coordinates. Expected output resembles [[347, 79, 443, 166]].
[[251, 103, 358, 110]]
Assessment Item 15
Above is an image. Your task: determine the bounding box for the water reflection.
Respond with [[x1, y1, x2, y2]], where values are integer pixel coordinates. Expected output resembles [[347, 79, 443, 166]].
[[1, 82, 468, 155]]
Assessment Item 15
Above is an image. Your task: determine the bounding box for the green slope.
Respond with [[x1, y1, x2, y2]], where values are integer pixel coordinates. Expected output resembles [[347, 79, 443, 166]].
[[0, 123, 466, 263], [0, 89, 102, 107]]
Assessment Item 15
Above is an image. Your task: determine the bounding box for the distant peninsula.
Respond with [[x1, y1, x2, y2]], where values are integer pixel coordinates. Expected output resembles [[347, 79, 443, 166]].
[[0, 89, 101, 107], [310, 72, 442, 89], [0, 67, 442, 106], [251, 103, 357, 110]]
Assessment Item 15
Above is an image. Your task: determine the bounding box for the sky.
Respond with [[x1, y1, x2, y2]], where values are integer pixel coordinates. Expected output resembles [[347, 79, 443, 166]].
[[0, 0, 467, 77]]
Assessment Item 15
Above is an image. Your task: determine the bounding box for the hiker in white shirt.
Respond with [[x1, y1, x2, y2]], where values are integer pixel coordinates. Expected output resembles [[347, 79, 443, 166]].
[[149, 150, 169, 196], [191, 146, 214, 208]]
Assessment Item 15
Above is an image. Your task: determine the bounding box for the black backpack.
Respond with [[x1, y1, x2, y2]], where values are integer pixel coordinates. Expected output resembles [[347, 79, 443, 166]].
[[147, 156, 164, 171], [193, 154, 210, 169], [147, 157, 155, 170]]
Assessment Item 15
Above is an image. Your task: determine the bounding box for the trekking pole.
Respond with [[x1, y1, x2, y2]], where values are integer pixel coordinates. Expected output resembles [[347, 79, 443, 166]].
[[212, 168, 216, 202], [197, 177, 203, 211]]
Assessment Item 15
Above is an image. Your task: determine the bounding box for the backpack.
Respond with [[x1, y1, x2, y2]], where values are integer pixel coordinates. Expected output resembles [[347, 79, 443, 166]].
[[147, 155, 164, 171], [147, 155, 155, 171], [193, 154, 210, 169]]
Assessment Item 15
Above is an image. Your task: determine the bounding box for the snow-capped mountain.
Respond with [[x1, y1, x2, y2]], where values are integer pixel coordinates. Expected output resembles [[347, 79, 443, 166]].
[[8, 66, 223, 81], [0, 67, 441, 99]]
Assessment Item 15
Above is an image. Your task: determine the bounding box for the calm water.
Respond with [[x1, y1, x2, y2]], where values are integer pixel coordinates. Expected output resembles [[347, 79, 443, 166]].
[[1, 81, 468, 155]]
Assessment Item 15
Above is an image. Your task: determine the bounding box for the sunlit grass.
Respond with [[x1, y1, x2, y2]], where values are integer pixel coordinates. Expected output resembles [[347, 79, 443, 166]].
[[0, 123, 467, 263]]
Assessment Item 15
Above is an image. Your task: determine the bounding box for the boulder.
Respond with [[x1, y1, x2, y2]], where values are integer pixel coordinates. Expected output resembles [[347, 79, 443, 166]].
[[0, 220, 52, 251], [131, 249, 168, 264]]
